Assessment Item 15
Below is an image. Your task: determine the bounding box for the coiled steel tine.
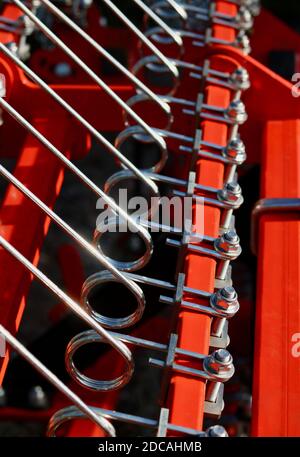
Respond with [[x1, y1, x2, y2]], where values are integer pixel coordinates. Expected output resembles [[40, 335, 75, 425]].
[[37, 0, 170, 119], [11, 0, 166, 154], [163, 0, 188, 21], [0, 235, 134, 390], [0, 43, 163, 188], [48, 405, 207, 437], [0, 324, 116, 437], [0, 96, 153, 270], [0, 164, 145, 328], [101, 0, 179, 80], [131, 0, 183, 49], [145, 26, 206, 49], [65, 329, 234, 391]]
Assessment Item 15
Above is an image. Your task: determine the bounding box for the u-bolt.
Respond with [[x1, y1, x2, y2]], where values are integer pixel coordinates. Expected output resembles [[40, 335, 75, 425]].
[[0, 235, 134, 391]]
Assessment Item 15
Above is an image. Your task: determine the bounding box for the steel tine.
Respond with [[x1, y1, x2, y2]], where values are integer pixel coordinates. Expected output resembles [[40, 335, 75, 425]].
[[11, 0, 166, 152], [0, 234, 134, 389], [162, 0, 188, 20], [131, 0, 183, 48], [48, 405, 207, 437], [101, 0, 179, 79], [0, 43, 161, 191], [0, 324, 116, 437], [0, 164, 145, 327], [0, 96, 153, 268], [37, 0, 170, 118]]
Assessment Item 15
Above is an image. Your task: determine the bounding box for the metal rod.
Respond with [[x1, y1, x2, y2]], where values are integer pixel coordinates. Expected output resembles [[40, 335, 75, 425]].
[[0, 164, 144, 310], [48, 405, 205, 437], [38, 0, 169, 117], [11, 0, 166, 150], [101, 0, 179, 79], [0, 234, 134, 388], [132, 0, 183, 48], [0, 96, 153, 264], [0, 325, 116, 437], [0, 42, 159, 197]]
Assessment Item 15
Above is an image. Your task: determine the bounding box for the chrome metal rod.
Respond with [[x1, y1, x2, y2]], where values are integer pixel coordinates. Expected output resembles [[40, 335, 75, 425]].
[[0, 325, 116, 437], [11, 0, 166, 150], [132, 0, 183, 47], [0, 235, 134, 388], [48, 405, 205, 437], [0, 96, 153, 264], [101, 0, 178, 79], [0, 42, 159, 196], [164, 0, 188, 20], [0, 164, 144, 308], [38, 0, 169, 117]]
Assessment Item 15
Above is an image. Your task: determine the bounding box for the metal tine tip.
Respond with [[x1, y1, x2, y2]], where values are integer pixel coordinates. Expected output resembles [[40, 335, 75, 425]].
[[0, 234, 134, 390], [47, 405, 208, 437], [0, 324, 116, 437], [0, 43, 161, 195], [37, 0, 170, 118], [0, 163, 146, 326], [0, 96, 153, 268], [10, 0, 167, 152], [130, 0, 183, 48], [100, 0, 179, 79], [161, 0, 188, 21]]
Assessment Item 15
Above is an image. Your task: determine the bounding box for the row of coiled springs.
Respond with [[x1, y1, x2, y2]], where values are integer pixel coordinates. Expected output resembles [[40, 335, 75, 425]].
[[0, 0, 259, 437]]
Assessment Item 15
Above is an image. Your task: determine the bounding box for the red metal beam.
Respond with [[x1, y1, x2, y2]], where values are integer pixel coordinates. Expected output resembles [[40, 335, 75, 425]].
[[0, 114, 77, 383], [252, 120, 300, 436]]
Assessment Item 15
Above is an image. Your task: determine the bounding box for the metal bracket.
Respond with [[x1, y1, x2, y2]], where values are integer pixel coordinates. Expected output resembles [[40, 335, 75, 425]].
[[251, 198, 300, 254]]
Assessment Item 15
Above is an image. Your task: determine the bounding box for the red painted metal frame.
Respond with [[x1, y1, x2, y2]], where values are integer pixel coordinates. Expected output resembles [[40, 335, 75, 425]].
[[0, 1, 299, 437], [252, 120, 300, 436], [0, 116, 75, 383]]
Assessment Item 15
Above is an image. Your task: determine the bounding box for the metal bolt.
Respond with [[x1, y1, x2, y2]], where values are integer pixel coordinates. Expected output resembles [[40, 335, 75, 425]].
[[204, 350, 234, 403], [53, 62, 73, 78], [225, 100, 248, 125], [224, 138, 246, 165], [229, 67, 250, 91], [236, 33, 251, 55], [204, 349, 235, 381], [222, 286, 236, 299], [210, 286, 240, 317], [28, 385, 49, 410], [0, 386, 6, 407], [236, 7, 253, 31], [217, 183, 243, 230], [215, 230, 241, 257], [218, 182, 243, 207], [214, 230, 241, 280], [215, 349, 232, 363], [206, 425, 229, 437]]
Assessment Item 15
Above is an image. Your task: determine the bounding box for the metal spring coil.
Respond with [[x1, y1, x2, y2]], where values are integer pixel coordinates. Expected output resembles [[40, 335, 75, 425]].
[[0, 0, 260, 437]]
